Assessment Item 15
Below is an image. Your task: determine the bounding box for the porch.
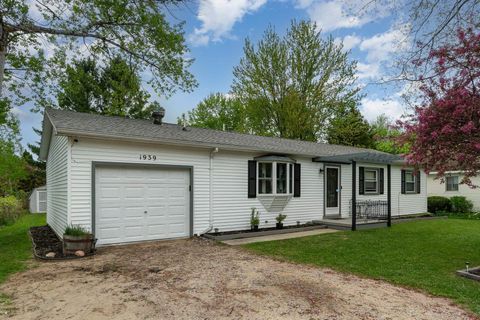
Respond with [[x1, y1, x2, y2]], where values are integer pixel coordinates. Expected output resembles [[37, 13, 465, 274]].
[[313, 152, 404, 231]]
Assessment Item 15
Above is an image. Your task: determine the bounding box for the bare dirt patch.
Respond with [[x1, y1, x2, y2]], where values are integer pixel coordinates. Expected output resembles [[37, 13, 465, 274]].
[[0, 238, 476, 320]]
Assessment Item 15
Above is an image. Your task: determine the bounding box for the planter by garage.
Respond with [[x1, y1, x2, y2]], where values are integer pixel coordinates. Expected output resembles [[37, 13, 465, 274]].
[[63, 234, 94, 255]]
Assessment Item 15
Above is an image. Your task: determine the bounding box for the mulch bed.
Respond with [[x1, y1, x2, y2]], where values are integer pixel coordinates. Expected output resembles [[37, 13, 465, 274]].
[[29, 225, 95, 261], [207, 223, 318, 237]]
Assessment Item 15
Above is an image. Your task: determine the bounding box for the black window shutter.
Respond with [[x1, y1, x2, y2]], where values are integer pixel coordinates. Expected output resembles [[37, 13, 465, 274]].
[[416, 170, 421, 194], [359, 167, 365, 195], [401, 169, 406, 194], [293, 163, 301, 197], [379, 168, 385, 194], [248, 160, 256, 198]]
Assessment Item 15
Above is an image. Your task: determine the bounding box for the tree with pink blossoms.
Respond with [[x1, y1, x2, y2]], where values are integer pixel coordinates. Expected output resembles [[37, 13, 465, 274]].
[[399, 27, 480, 185]]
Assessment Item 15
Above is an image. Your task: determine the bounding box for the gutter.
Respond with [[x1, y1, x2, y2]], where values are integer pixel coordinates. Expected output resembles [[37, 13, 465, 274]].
[[200, 147, 219, 235]]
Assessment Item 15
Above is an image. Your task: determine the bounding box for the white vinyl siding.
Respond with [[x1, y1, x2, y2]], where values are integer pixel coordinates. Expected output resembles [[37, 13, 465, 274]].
[[70, 138, 210, 235], [211, 152, 323, 232], [46, 135, 69, 236], [341, 163, 426, 217], [392, 166, 427, 216]]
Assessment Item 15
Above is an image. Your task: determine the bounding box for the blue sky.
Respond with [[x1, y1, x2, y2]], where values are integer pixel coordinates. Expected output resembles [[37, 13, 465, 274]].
[[18, 0, 412, 148]]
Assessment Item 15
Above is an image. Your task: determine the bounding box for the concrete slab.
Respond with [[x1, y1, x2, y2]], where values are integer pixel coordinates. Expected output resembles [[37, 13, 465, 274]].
[[222, 228, 339, 245]]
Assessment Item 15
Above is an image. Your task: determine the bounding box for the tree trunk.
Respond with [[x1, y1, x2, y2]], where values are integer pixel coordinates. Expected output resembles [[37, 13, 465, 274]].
[[0, 16, 6, 97]]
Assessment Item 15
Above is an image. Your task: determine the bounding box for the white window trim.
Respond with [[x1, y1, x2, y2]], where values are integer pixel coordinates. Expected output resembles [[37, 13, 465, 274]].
[[404, 170, 417, 194], [257, 161, 293, 196], [364, 168, 379, 195], [445, 175, 459, 192]]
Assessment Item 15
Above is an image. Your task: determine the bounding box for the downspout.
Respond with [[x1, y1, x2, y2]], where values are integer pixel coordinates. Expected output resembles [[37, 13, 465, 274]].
[[200, 147, 219, 235]]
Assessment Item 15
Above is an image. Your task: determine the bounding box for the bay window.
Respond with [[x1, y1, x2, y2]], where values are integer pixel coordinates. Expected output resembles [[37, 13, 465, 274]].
[[258, 161, 293, 195]]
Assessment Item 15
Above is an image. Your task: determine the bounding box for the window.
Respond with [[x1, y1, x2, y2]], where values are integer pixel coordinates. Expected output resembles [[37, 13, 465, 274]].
[[364, 169, 378, 194], [258, 162, 293, 195], [446, 176, 459, 191], [258, 163, 272, 194], [405, 170, 416, 193], [277, 163, 287, 193]]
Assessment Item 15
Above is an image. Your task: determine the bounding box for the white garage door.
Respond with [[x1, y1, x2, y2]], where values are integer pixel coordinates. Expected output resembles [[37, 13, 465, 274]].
[[95, 166, 190, 245]]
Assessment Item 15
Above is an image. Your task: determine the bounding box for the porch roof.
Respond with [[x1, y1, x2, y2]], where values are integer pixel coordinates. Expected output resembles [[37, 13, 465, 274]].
[[312, 152, 403, 165]]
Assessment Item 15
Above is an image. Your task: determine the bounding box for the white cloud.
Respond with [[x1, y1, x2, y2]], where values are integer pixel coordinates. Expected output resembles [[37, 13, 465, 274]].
[[307, 1, 365, 31], [360, 98, 406, 122], [189, 0, 267, 46], [341, 34, 361, 51], [302, 0, 393, 32], [356, 62, 381, 80], [359, 25, 410, 62]]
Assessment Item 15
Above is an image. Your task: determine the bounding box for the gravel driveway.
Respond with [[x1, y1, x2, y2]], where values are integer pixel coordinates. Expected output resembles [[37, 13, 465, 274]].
[[0, 238, 476, 320]]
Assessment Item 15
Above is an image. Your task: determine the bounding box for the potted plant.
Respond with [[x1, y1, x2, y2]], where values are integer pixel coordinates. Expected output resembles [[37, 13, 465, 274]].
[[276, 214, 287, 229], [250, 208, 260, 231], [63, 224, 94, 255]]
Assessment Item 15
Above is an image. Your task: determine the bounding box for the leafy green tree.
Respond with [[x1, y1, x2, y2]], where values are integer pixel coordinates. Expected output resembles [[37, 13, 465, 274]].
[[57, 57, 158, 118], [0, 140, 27, 196], [326, 105, 374, 148], [0, 0, 196, 132], [181, 93, 247, 132], [231, 20, 361, 141], [371, 114, 409, 154]]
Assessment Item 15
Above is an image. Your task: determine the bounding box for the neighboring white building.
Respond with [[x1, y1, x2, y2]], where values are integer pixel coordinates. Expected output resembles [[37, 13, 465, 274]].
[[29, 185, 47, 213], [39, 108, 427, 246], [427, 172, 480, 210]]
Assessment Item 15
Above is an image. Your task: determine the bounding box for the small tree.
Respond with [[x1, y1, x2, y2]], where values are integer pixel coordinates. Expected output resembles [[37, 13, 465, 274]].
[[57, 57, 158, 119], [326, 105, 374, 148], [371, 114, 409, 154], [399, 28, 480, 185], [231, 20, 361, 141], [182, 93, 247, 132]]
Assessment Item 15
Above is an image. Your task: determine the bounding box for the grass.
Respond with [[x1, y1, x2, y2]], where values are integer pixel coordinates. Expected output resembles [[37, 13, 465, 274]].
[[244, 219, 480, 315], [0, 214, 46, 284]]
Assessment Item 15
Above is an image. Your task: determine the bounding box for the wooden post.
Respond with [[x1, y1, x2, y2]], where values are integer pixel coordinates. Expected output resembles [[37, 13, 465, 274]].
[[387, 164, 392, 227], [352, 160, 357, 231]]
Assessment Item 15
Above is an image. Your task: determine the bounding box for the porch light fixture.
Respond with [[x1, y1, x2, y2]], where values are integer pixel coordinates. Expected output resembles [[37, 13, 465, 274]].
[[319, 168, 324, 174]]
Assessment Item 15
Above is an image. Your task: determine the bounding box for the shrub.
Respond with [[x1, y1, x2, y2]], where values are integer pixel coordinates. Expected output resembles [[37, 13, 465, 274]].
[[0, 196, 23, 225], [64, 224, 90, 236], [250, 208, 260, 227], [276, 213, 287, 223], [450, 196, 473, 213], [427, 196, 451, 214]]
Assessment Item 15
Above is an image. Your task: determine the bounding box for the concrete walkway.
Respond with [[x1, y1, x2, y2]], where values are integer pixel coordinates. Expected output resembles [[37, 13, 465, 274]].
[[222, 228, 338, 245]]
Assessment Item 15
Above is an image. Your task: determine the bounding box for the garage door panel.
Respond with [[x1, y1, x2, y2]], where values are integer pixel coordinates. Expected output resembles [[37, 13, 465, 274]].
[[95, 166, 190, 245]]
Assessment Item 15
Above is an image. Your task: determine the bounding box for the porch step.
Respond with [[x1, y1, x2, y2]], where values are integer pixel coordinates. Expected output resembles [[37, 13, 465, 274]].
[[313, 219, 388, 231], [203, 224, 327, 241]]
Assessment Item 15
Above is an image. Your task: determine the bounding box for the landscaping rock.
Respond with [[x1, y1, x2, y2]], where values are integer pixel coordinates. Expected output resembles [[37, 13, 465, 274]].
[[74, 250, 85, 257], [148, 266, 162, 273], [45, 252, 56, 258]]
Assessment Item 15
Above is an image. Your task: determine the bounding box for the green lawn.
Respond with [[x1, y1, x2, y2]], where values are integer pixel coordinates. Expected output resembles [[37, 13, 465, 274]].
[[244, 219, 480, 315], [0, 214, 46, 284]]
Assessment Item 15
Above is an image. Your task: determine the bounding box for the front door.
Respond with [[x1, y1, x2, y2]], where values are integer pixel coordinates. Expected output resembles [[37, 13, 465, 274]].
[[325, 166, 340, 216]]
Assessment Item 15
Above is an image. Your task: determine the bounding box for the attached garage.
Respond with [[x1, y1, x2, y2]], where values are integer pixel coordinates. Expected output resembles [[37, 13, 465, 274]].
[[94, 164, 192, 245]]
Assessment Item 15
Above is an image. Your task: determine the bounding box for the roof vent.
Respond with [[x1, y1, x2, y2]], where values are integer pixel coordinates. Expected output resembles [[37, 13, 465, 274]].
[[152, 107, 165, 125]]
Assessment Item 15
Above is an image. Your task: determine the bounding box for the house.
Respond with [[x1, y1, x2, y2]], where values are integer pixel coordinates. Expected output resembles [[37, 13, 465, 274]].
[[29, 185, 47, 213], [39, 108, 427, 245], [427, 172, 480, 210]]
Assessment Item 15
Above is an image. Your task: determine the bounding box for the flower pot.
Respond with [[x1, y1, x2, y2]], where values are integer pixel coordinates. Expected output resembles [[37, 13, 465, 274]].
[[276, 223, 283, 229], [63, 234, 94, 255], [252, 225, 259, 232]]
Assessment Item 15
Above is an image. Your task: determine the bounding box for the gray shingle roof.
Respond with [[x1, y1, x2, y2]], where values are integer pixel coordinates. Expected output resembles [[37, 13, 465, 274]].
[[44, 108, 393, 158]]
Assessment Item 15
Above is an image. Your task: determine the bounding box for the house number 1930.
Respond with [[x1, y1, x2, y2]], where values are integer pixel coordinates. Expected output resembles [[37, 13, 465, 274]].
[[139, 154, 156, 160]]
